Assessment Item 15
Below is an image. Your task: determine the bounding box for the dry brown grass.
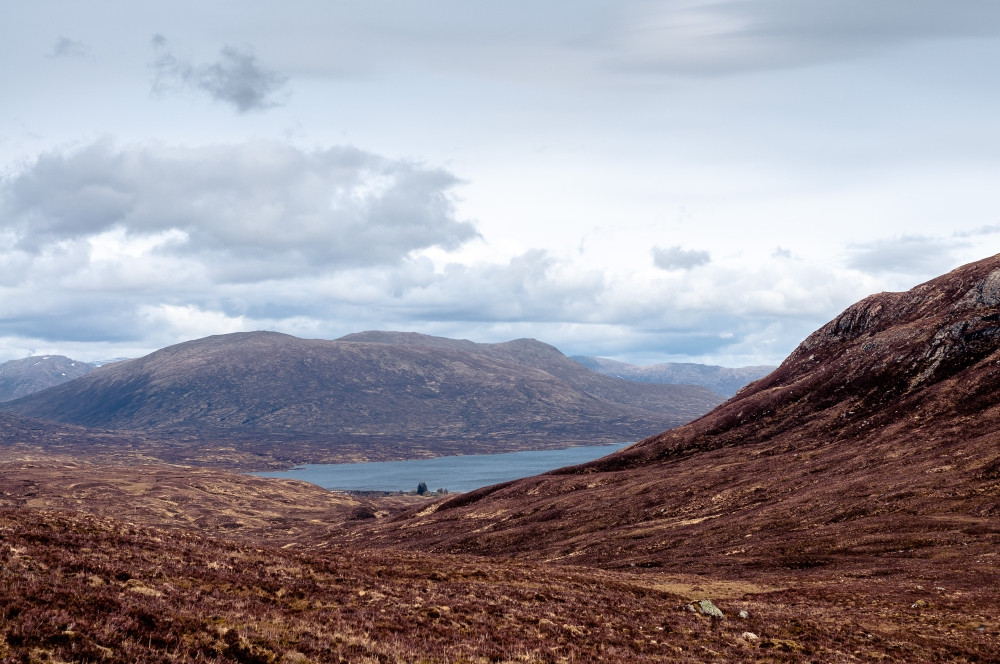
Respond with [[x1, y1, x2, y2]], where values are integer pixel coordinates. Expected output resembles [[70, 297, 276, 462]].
[[2, 504, 999, 663], [0, 456, 426, 543]]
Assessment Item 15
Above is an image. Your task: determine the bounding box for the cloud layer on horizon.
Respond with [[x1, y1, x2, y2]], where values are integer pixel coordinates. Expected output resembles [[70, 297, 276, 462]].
[[0, 138, 962, 365], [598, 0, 1000, 76], [3, 2, 1000, 366]]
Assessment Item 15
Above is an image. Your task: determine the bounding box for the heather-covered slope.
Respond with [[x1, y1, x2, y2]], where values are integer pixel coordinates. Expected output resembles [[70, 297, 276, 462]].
[[4, 506, 998, 663], [359, 255, 1000, 574], [1, 332, 722, 458]]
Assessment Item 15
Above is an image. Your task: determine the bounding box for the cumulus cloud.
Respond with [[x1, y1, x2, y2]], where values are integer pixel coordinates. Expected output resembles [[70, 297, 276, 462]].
[[0, 139, 484, 351], [600, 0, 1000, 75], [0, 212, 876, 366], [846, 235, 957, 275], [772, 247, 792, 259], [0, 140, 895, 367], [152, 36, 290, 112], [50, 37, 88, 59], [0, 140, 478, 279], [652, 245, 711, 270]]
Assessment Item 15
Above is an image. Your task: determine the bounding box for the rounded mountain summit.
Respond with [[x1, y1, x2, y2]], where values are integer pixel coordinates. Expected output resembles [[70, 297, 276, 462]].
[[0, 331, 724, 459]]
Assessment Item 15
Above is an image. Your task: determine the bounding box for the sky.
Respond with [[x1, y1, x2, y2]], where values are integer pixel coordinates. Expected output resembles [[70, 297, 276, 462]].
[[3, 1, 1000, 367]]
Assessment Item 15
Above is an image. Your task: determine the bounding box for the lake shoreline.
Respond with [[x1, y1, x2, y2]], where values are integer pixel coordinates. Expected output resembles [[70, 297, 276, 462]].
[[254, 442, 631, 493]]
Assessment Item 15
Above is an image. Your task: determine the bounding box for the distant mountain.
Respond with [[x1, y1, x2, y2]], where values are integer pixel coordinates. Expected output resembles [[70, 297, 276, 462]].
[[1, 332, 724, 459], [91, 357, 133, 367], [339, 331, 723, 413], [0, 355, 95, 402], [360, 254, 1000, 576], [570, 356, 774, 397]]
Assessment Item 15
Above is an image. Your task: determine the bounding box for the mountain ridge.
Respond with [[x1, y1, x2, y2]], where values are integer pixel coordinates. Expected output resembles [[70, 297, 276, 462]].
[[0, 331, 723, 460]]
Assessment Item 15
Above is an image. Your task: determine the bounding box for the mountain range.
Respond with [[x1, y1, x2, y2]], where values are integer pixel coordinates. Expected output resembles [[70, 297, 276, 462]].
[[0, 355, 95, 402], [571, 355, 775, 397], [0, 331, 723, 461]]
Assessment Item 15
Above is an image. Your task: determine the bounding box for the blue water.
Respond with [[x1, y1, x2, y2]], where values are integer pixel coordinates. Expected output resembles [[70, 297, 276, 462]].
[[255, 443, 630, 493]]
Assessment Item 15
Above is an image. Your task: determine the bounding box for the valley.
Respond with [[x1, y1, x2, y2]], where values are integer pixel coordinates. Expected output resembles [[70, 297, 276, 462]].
[[3, 256, 1000, 661]]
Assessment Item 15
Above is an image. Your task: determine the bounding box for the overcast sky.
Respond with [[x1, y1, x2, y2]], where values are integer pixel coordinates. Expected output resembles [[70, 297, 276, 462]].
[[3, 1, 1000, 367]]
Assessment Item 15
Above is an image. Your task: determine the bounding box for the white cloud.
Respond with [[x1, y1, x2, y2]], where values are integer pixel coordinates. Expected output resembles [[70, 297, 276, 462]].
[[0, 140, 478, 279], [0, 209, 931, 366], [3, 3, 999, 368], [0, 140, 484, 352], [138, 304, 249, 344]]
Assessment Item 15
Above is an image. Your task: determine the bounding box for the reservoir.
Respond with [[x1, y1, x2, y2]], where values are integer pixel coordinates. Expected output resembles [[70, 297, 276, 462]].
[[255, 442, 630, 493]]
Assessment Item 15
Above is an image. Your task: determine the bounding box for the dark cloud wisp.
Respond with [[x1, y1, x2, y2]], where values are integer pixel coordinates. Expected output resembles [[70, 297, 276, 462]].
[[846, 235, 957, 275], [652, 245, 711, 271], [50, 37, 88, 59], [151, 37, 290, 113], [602, 0, 1000, 76]]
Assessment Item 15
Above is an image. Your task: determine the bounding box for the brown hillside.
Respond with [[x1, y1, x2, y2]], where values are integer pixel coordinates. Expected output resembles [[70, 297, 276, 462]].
[[1, 332, 722, 460], [0, 454, 418, 543], [357, 255, 1000, 577], [340, 331, 724, 413], [4, 504, 999, 663]]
